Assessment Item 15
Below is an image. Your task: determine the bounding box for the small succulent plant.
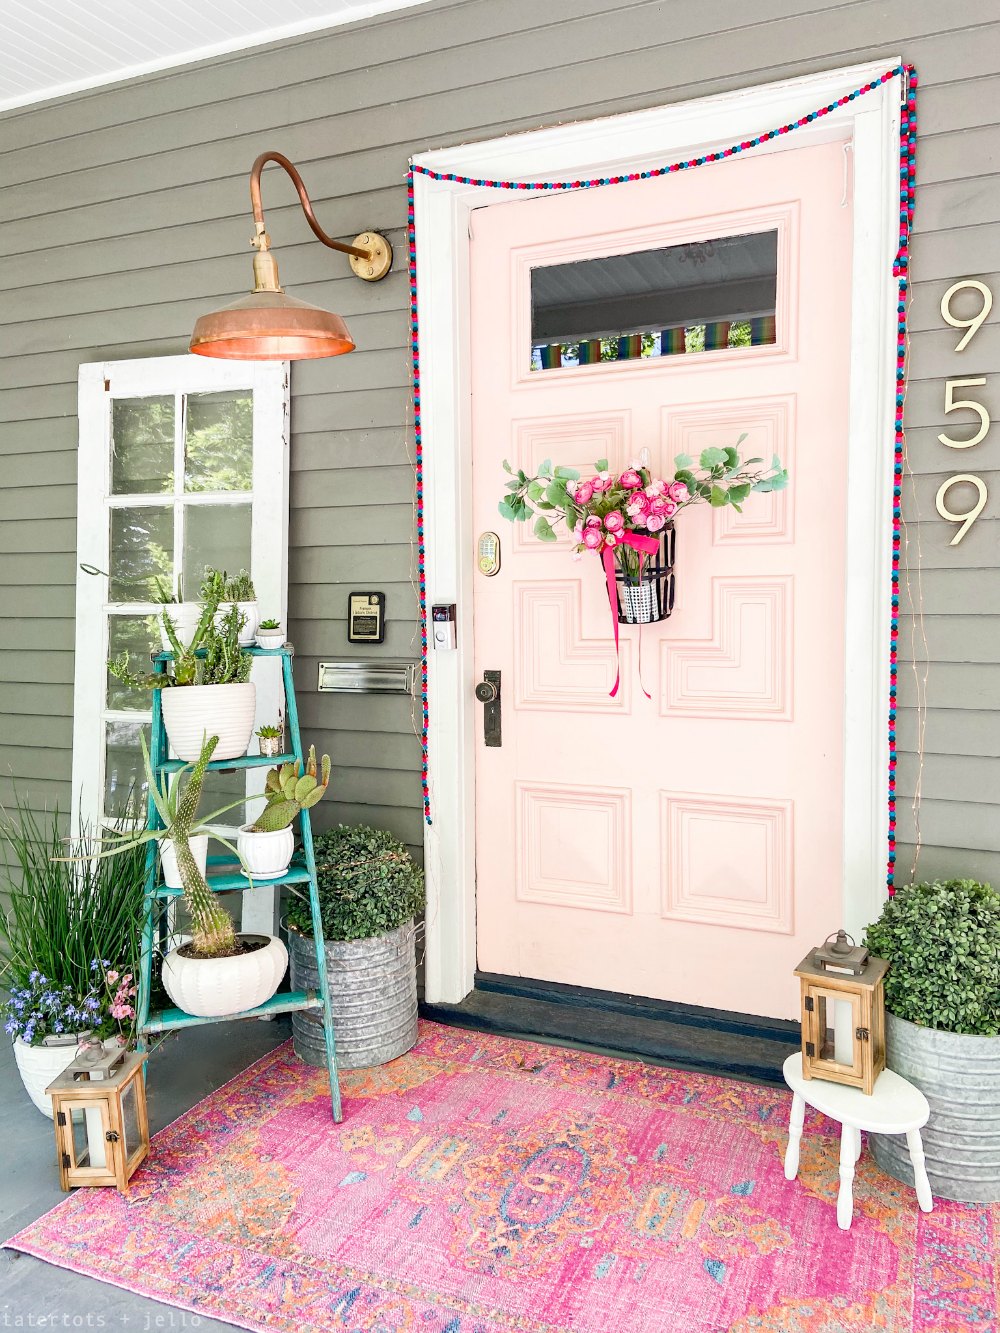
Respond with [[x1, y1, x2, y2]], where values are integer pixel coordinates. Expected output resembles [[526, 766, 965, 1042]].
[[249, 748, 331, 832], [256, 724, 282, 739], [258, 618, 281, 631]]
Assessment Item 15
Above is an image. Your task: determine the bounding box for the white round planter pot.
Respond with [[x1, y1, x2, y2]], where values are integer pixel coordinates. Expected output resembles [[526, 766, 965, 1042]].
[[159, 601, 204, 654], [160, 833, 209, 889], [218, 600, 259, 646], [161, 934, 288, 1018], [255, 631, 284, 650], [13, 1036, 82, 1116], [237, 825, 295, 880], [161, 681, 256, 762]]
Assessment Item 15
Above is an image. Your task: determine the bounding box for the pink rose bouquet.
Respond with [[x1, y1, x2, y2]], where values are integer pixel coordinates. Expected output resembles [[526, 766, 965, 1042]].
[[499, 436, 787, 576]]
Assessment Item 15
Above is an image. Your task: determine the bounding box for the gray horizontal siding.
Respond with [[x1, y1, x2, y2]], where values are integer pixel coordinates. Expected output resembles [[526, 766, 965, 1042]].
[[1, 0, 998, 884]]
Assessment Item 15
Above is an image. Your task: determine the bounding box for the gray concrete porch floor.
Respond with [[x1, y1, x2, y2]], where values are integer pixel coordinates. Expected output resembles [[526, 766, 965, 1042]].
[[1, 1018, 292, 1332]]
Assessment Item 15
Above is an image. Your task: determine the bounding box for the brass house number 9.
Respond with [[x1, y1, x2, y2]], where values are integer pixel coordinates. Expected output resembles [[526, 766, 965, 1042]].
[[935, 279, 993, 544]]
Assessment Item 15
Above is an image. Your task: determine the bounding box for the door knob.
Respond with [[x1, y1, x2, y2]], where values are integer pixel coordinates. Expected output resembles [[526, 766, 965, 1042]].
[[475, 670, 501, 746]]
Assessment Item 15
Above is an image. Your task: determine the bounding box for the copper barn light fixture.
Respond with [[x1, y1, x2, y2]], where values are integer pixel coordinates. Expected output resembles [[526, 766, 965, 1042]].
[[190, 151, 392, 361]]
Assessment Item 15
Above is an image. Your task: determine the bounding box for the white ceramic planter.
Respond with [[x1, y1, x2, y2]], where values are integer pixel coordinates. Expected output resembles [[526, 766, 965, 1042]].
[[218, 600, 259, 646], [160, 833, 209, 889], [255, 631, 284, 650], [237, 824, 295, 880], [161, 681, 256, 762], [158, 601, 204, 654], [161, 934, 288, 1017], [13, 1037, 81, 1117]]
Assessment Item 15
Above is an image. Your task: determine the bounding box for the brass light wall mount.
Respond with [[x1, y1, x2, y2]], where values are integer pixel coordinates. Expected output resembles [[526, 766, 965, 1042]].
[[190, 151, 392, 362]]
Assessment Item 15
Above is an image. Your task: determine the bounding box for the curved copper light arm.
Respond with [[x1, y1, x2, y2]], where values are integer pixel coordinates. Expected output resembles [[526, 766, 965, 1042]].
[[249, 151, 372, 260]]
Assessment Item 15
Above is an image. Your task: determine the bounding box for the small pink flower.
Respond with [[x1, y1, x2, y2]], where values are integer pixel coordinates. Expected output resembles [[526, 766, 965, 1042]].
[[649, 497, 670, 516], [626, 492, 650, 516], [632, 512, 648, 528], [571, 549, 583, 562], [646, 514, 666, 532], [645, 481, 665, 497], [585, 515, 603, 528], [619, 469, 643, 490], [604, 512, 625, 533], [661, 499, 678, 518], [574, 481, 594, 504], [582, 527, 603, 550], [105, 970, 119, 985], [669, 481, 690, 503], [591, 470, 612, 492], [573, 521, 584, 538], [604, 532, 619, 547]]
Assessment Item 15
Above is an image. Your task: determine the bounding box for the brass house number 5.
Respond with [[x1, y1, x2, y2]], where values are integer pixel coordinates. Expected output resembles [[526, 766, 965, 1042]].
[[935, 279, 993, 544]]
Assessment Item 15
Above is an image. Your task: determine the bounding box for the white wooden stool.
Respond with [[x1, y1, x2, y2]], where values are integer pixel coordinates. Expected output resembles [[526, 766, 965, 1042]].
[[782, 1051, 933, 1230]]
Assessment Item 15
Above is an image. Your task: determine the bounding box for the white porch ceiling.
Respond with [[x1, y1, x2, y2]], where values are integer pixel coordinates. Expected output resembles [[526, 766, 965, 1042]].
[[0, 0, 434, 112]]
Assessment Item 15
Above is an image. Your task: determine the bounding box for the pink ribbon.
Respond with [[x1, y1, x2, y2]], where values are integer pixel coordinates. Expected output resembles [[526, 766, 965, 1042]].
[[602, 532, 660, 698]]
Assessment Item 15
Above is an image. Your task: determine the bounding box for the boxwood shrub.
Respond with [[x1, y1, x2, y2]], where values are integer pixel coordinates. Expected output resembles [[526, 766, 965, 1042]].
[[287, 824, 424, 943], [863, 878, 1000, 1035]]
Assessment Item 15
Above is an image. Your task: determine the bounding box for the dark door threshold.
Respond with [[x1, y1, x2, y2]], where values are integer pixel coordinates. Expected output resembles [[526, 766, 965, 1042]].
[[420, 971, 799, 1086]]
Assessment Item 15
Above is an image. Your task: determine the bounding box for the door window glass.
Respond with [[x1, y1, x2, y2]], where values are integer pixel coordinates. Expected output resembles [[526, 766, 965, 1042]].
[[530, 230, 778, 371]]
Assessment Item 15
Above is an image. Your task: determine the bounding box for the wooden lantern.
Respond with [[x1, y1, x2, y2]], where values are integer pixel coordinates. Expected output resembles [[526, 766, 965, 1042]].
[[794, 930, 889, 1095], [46, 1048, 149, 1192]]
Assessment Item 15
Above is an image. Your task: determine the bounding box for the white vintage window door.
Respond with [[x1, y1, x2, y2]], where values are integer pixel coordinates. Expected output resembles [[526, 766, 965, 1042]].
[[471, 141, 853, 1020]]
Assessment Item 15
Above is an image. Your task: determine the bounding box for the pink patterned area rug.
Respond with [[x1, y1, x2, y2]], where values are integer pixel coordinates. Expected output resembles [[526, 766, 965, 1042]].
[[8, 1022, 998, 1332]]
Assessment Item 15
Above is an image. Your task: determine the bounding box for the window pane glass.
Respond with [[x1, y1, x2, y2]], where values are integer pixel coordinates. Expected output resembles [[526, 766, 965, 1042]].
[[107, 615, 159, 710], [185, 392, 253, 493], [530, 231, 778, 371], [110, 506, 173, 602], [104, 719, 150, 816], [182, 504, 251, 600], [111, 397, 174, 494]]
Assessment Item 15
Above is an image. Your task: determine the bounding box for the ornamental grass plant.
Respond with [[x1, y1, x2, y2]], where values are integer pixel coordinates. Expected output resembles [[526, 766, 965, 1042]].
[[863, 878, 1000, 1035], [287, 824, 424, 943]]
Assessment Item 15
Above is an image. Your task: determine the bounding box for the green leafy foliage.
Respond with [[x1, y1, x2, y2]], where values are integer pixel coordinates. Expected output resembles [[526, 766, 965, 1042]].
[[258, 618, 281, 631], [863, 879, 1000, 1035], [107, 581, 252, 692], [0, 799, 146, 997], [287, 825, 425, 943]]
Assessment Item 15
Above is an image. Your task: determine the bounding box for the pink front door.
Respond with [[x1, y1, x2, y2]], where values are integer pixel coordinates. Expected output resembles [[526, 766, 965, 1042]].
[[470, 141, 852, 1020]]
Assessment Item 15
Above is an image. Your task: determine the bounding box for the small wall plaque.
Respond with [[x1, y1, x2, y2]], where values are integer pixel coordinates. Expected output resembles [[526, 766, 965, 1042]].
[[348, 591, 386, 644]]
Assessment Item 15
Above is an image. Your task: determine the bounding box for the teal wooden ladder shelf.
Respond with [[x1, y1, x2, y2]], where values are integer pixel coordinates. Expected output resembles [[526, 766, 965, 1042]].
[[135, 645, 342, 1122]]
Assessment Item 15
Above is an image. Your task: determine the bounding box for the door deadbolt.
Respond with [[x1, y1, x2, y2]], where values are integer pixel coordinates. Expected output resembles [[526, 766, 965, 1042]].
[[476, 670, 501, 746]]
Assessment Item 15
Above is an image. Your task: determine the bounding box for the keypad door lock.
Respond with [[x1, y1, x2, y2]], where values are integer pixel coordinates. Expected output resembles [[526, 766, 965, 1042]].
[[475, 670, 502, 746]]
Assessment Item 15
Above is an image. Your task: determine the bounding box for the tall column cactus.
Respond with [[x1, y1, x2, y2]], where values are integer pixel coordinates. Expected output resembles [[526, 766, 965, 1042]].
[[171, 735, 239, 957], [250, 747, 331, 832]]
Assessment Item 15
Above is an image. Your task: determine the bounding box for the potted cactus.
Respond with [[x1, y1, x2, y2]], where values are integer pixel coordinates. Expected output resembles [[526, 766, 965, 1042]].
[[256, 722, 284, 758], [65, 734, 288, 1019], [205, 567, 259, 646], [151, 576, 203, 654], [237, 747, 331, 880], [108, 575, 255, 762], [256, 618, 284, 650]]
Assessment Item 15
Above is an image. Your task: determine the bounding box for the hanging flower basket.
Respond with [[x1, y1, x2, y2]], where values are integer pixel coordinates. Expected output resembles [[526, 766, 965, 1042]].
[[497, 443, 787, 696], [614, 524, 675, 625]]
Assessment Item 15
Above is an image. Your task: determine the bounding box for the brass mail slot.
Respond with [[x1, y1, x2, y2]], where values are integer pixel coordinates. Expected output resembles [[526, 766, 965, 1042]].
[[317, 660, 416, 694]]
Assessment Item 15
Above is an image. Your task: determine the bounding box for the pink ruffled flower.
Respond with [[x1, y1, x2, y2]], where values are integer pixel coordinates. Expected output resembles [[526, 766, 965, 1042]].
[[661, 499, 678, 519], [582, 527, 604, 550], [585, 515, 603, 528], [574, 481, 594, 505], [669, 481, 690, 503], [645, 480, 665, 497], [646, 514, 666, 532], [604, 511, 625, 533], [591, 470, 612, 493], [649, 497, 670, 516], [626, 490, 650, 514], [618, 468, 643, 490]]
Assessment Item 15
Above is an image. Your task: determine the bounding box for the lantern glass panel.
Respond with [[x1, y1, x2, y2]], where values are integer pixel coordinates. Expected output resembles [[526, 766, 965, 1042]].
[[120, 1079, 140, 1160], [69, 1108, 90, 1167], [813, 987, 861, 1072]]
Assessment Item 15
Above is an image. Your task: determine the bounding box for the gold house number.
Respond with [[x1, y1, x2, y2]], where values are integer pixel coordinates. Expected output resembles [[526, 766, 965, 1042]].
[[935, 279, 993, 545]]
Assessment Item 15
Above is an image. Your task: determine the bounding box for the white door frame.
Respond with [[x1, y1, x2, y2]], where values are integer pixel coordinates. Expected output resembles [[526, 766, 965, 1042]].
[[414, 59, 902, 1004]]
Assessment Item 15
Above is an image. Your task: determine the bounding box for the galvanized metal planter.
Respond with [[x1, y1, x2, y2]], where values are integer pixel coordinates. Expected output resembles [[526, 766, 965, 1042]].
[[871, 1010, 1000, 1203], [288, 920, 418, 1070]]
